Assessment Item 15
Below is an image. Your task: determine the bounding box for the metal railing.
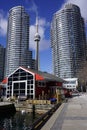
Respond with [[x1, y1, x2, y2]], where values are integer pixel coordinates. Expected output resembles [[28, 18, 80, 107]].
[[30, 103, 61, 130]]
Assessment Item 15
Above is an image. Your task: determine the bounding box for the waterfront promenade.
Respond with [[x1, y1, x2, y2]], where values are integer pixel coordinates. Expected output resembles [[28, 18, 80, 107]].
[[41, 93, 87, 130]]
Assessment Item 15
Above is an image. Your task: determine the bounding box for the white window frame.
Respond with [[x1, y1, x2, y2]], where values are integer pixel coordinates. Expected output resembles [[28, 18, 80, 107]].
[[12, 80, 27, 97]]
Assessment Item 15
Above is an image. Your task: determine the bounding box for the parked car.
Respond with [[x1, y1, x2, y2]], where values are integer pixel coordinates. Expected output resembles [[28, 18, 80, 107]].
[[72, 90, 80, 96]]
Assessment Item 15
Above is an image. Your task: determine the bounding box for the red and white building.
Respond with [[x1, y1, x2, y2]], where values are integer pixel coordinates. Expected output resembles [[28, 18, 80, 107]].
[[3, 67, 64, 99]]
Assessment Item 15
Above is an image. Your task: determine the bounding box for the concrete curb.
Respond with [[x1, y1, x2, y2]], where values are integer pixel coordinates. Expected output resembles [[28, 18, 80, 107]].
[[41, 103, 65, 130]]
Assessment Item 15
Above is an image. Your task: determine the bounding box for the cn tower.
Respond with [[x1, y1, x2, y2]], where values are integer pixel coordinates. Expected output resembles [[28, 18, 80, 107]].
[[34, 17, 41, 70]]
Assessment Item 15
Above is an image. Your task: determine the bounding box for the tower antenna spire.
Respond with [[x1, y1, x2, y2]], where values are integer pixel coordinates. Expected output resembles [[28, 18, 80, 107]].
[[36, 16, 38, 33], [34, 16, 41, 70]]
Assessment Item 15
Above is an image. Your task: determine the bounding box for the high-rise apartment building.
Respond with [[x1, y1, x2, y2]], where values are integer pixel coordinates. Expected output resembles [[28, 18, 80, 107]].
[[51, 4, 86, 78], [0, 44, 5, 81], [5, 6, 33, 77]]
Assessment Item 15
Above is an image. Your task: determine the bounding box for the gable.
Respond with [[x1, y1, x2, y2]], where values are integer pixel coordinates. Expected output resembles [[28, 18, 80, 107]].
[[8, 67, 35, 78], [8, 68, 34, 81]]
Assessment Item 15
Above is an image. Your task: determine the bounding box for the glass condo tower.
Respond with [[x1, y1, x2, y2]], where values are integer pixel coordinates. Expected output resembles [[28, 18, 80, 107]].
[[51, 4, 86, 78], [5, 6, 30, 77]]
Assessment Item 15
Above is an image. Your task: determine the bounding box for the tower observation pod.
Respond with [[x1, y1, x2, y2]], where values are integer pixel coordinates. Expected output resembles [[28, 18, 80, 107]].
[[34, 17, 41, 70]]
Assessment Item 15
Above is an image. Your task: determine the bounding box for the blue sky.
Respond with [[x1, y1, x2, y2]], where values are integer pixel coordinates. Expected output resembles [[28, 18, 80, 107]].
[[0, 0, 87, 73]]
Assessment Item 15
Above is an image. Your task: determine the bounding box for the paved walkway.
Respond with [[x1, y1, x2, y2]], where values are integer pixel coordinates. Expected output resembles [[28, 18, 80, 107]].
[[41, 93, 87, 130]]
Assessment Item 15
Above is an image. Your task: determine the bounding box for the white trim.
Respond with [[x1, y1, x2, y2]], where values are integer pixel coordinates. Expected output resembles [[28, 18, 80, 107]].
[[12, 80, 27, 98], [8, 66, 35, 78], [20, 67, 35, 76], [8, 67, 21, 78], [6, 86, 8, 97], [33, 74, 35, 99]]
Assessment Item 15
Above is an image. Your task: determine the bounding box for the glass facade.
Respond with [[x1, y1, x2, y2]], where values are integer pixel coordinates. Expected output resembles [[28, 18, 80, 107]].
[[51, 4, 86, 78], [7, 68, 35, 99], [0, 44, 5, 81], [5, 6, 31, 77]]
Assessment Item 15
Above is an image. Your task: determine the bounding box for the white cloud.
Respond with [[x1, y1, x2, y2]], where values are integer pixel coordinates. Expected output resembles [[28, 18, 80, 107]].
[[30, 18, 50, 51], [0, 10, 50, 51], [0, 10, 7, 36], [28, 0, 38, 16], [63, 0, 87, 20], [28, 0, 50, 51]]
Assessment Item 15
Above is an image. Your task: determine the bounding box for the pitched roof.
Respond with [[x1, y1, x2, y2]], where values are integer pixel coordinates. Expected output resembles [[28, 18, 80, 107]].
[[6, 66, 64, 83], [20, 67, 64, 82]]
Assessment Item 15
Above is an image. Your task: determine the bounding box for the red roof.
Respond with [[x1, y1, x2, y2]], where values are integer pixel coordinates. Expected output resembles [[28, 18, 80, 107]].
[[2, 78, 8, 84], [35, 73, 44, 81]]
